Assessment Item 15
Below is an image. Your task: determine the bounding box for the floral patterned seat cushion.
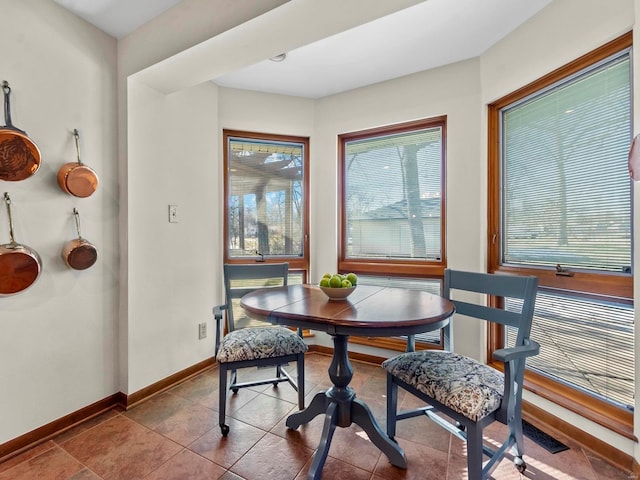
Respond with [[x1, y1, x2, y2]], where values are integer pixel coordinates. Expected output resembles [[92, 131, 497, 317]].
[[382, 350, 504, 422], [216, 326, 308, 363]]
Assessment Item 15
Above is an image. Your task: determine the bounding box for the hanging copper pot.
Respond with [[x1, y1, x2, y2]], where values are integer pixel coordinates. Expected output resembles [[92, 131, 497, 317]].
[[0, 192, 42, 295], [57, 129, 99, 198], [0, 81, 41, 181], [61, 208, 97, 270]]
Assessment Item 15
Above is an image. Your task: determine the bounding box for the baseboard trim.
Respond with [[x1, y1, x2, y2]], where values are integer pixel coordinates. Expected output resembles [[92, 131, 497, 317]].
[[0, 394, 120, 462], [0, 357, 216, 462], [124, 357, 216, 409]]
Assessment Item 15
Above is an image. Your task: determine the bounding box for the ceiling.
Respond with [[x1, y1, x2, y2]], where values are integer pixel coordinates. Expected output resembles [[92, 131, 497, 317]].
[[52, 0, 553, 99]]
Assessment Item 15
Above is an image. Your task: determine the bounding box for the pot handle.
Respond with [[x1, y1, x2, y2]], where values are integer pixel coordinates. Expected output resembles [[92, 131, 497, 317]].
[[2, 81, 25, 134], [73, 207, 84, 240], [73, 129, 83, 165], [4, 192, 18, 247], [2, 81, 13, 128]]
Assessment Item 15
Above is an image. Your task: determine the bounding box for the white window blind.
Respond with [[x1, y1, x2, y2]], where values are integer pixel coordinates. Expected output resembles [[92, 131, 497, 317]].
[[344, 127, 443, 261], [507, 292, 634, 408], [227, 137, 305, 259], [501, 51, 631, 272], [358, 275, 442, 344]]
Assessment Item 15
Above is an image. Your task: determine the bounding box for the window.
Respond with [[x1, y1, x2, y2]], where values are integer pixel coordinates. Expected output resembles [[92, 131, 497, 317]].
[[488, 33, 633, 437], [223, 130, 309, 274], [339, 117, 447, 351]]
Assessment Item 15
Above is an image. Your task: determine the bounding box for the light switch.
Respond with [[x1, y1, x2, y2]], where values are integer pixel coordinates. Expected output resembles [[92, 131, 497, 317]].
[[168, 205, 178, 223]]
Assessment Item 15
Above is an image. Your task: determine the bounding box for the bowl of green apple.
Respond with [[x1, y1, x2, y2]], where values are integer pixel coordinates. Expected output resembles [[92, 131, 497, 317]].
[[318, 272, 358, 300]]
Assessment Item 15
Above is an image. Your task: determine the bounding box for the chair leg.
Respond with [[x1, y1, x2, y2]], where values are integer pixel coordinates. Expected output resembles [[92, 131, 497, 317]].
[[297, 353, 305, 410], [219, 363, 229, 436], [511, 411, 525, 457], [510, 411, 527, 473], [230, 369, 238, 394], [386, 374, 399, 440], [466, 423, 484, 480]]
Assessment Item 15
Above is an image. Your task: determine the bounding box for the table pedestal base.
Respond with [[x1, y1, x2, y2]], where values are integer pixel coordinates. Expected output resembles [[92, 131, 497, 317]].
[[286, 335, 406, 479]]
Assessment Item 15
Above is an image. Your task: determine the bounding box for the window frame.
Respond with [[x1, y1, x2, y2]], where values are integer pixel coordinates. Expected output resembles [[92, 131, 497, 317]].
[[487, 32, 633, 438], [338, 117, 448, 278], [223, 129, 310, 275], [338, 117, 447, 352]]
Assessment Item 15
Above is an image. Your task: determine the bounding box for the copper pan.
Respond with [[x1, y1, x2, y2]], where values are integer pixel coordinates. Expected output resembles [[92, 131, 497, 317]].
[[61, 208, 97, 270], [0, 81, 41, 181], [0, 192, 42, 295], [57, 129, 98, 198]]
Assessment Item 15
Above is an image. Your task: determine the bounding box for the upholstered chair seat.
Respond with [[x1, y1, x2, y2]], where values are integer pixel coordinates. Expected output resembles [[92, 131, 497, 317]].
[[216, 326, 308, 363], [383, 350, 504, 422]]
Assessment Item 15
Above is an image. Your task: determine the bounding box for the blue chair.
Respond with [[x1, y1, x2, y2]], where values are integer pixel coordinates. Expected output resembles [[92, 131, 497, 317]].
[[213, 263, 307, 436], [383, 269, 539, 479]]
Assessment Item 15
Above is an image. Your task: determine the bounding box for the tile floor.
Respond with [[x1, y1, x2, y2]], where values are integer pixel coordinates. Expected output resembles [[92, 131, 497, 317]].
[[0, 353, 633, 480]]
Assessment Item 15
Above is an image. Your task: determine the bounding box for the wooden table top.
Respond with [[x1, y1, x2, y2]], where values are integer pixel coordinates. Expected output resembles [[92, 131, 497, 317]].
[[240, 284, 455, 337]]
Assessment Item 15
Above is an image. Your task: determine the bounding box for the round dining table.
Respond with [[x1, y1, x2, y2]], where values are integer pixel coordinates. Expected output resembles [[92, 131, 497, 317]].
[[241, 283, 455, 480]]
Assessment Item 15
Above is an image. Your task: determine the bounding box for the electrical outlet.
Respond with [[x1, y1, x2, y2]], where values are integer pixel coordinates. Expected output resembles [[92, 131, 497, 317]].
[[198, 322, 207, 339]]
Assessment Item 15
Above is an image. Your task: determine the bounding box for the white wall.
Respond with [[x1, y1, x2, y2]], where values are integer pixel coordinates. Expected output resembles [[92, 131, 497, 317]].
[[125, 80, 220, 393], [0, 0, 117, 443]]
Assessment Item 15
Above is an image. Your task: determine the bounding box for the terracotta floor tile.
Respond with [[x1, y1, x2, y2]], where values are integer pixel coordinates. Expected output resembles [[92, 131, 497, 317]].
[[393, 413, 452, 454], [254, 375, 314, 405], [188, 417, 266, 469], [325, 423, 385, 472], [230, 388, 266, 412], [300, 357, 333, 387], [0, 445, 85, 480], [231, 392, 297, 430], [295, 455, 372, 480], [447, 452, 471, 480], [69, 468, 103, 479], [144, 448, 226, 480], [124, 392, 193, 429], [503, 449, 598, 480], [54, 409, 121, 444], [0, 440, 56, 473], [60, 414, 182, 480], [170, 369, 219, 405], [153, 401, 218, 446], [585, 451, 632, 480], [270, 406, 327, 450], [230, 432, 313, 480], [356, 369, 388, 401], [374, 437, 449, 480], [218, 471, 247, 480]]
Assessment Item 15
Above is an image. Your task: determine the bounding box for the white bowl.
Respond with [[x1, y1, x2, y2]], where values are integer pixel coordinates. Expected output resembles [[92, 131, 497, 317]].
[[319, 285, 356, 300]]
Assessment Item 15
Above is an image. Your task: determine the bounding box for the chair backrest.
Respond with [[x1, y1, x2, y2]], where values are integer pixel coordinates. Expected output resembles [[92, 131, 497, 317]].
[[443, 269, 538, 351], [223, 263, 289, 332]]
